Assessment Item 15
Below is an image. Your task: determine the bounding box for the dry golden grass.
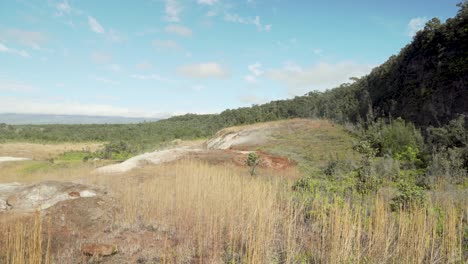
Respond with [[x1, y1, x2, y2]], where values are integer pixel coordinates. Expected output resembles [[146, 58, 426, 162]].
[[0, 213, 51, 264], [0, 141, 466, 263], [91, 160, 466, 263], [0, 142, 103, 160]]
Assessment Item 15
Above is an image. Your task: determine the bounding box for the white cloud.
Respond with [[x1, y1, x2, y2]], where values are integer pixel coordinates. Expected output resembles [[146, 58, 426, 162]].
[[86, 16, 124, 42], [110, 64, 122, 72], [244, 75, 258, 84], [165, 0, 182, 22], [276, 38, 298, 50], [248, 62, 263, 76], [135, 28, 159, 37], [91, 51, 112, 64], [88, 16, 105, 34], [108, 29, 124, 42], [152, 39, 181, 51], [55, 0, 71, 16], [136, 62, 153, 70], [0, 80, 37, 92], [313, 48, 323, 56], [130, 74, 171, 82], [225, 14, 271, 31], [191, 84, 205, 91], [244, 62, 264, 83], [178, 62, 229, 79], [267, 61, 374, 95], [0, 97, 169, 118], [91, 76, 119, 85], [165, 25, 192, 37], [206, 10, 217, 17], [197, 0, 218, 5], [408, 17, 427, 37], [252, 16, 272, 31], [95, 95, 120, 101], [0, 42, 30, 58], [2, 29, 47, 50]]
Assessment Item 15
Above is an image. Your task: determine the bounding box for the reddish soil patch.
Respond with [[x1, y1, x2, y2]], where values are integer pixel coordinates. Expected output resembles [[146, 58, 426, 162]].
[[188, 149, 295, 170]]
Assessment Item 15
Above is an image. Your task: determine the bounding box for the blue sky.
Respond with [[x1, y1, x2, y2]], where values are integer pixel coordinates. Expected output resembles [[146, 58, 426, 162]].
[[0, 0, 461, 117]]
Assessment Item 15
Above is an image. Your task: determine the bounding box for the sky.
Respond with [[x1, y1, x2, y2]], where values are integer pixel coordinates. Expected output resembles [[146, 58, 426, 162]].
[[0, 0, 462, 118]]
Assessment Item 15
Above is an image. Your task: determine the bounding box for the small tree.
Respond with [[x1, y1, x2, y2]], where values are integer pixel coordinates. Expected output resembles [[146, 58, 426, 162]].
[[353, 140, 380, 194], [246, 152, 260, 176]]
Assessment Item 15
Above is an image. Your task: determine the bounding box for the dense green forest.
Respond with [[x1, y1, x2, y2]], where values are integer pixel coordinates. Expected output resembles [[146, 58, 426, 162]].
[[0, 3, 467, 168]]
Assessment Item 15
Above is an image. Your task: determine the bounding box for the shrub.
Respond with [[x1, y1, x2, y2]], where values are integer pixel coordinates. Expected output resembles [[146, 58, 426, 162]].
[[366, 118, 423, 159], [390, 180, 426, 211], [373, 155, 400, 181], [246, 152, 260, 176], [426, 147, 467, 183], [100, 141, 135, 160], [353, 140, 381, 194]]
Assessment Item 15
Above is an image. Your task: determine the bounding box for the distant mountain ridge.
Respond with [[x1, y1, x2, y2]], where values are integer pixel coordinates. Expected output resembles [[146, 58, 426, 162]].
[[0, 113, 161, 125]]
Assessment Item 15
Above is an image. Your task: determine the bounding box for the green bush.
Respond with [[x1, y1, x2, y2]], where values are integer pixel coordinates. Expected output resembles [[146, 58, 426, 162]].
[[390, 180, 426, 211], [366, 118, 423, 159], [246, 152, 260, 176], [353, 140, 381, 195], [426, 147, 467, 183], [100, 141, 135, 160]]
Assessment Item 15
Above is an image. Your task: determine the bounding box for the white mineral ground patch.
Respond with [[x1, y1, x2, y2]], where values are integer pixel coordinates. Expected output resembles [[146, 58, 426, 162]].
[[95, 147, 204, 174], [95, 125, 274, 174], [0, 181, 99, 212], [0, 156, 31, 163]]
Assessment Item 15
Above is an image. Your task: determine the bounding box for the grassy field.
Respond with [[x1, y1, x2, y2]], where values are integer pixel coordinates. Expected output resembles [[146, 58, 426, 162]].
[[0, 120, 466, 263], [1, 160, 466, 263], [0, 142, 103, 161]]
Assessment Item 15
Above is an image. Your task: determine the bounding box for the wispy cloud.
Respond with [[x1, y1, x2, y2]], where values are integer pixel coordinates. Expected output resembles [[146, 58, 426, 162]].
[[88, 15, 105, 34], [197, 0, 218, 5], [91, 51, 112, 64], [267, 61, 374, 95], [165, 0, 182, 22], [191, 84, 205, 91], [0, 80, 37, 92], [91, 75, 119, 85], [313, 48, 323, 56], [165, 25, 192, 37], [135, 27, 159, 37], [152, 39, 181, 51], [87, 16, 125, 42], [108, 29, 125, 42], [276, 38, 298, 50], [1, 29, 47, 50], [109, 64, 123, 72], [0, 97, 169, 118], [244, 62, 264, 83], [178, 62, 229, 79], [407, 17, 427, 37], [55, 0, 71, 16], [130, 74, 171, 82], [224, 14, 272, 31], [136, 62, 153, 70], [0, 42, 30, 58]]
